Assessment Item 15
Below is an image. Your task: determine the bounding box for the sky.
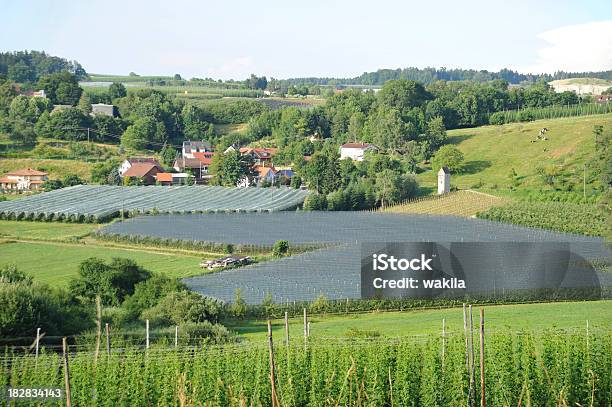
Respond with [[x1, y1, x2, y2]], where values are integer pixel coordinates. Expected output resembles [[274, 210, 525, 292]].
[[1, 0, 611, 80]]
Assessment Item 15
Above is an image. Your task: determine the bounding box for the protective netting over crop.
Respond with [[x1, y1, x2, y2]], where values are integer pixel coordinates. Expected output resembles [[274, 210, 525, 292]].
[[102, 212, 611, 304], [0, 185, 309, 222]]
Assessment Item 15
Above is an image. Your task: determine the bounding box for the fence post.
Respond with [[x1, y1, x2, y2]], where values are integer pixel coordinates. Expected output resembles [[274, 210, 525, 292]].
[[175, 326, 179, 348], [469, 305, 475, 407], [586, 320, 589, 352], [105, 323, 111, 355], [94, 295, 101, 363], [146, 319, 150, 349], [267, 320, 278, 407], [479, 309, 485, 407], [442, 318, 446, 371], [284, 312, 289, 347], [34, 327, 41, 368], [62, 337, 72, 407], [303, 308, 308, 339], [307, 321, 311, 337]]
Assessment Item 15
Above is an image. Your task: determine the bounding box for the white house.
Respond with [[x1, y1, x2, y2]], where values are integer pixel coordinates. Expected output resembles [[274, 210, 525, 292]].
[[182, 140, 212, 158], [339, 143, 378, 161], [0, 168, 48, 192], [437, 167, 450, 195]]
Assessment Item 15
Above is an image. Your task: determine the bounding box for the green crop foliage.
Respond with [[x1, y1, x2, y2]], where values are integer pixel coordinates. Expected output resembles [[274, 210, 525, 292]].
[[2, 330, 609, 406]]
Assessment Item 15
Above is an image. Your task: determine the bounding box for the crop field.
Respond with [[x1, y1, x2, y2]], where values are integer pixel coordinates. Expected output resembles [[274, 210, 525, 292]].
[[382, 190, 505, 217], [0, 185, 309, 222], [3, 329, 610, 406], [114, 212, 612, 303], [477, 200, 607, 236], [0, 220, 98, 241], [102, 211, 606, 246]]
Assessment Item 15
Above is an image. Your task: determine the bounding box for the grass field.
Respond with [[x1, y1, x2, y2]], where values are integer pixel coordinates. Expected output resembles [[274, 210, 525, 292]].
[[0, 240, 205, 286], [0, 220, 98, 241], [231, 300, 612, 340], [383, 190, 505, 217], [0, 158, 93, 180], [416, 114, 612, 191]]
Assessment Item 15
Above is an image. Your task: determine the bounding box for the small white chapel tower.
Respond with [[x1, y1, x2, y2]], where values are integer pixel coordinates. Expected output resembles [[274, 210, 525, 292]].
[[437, 166, 450, 195]]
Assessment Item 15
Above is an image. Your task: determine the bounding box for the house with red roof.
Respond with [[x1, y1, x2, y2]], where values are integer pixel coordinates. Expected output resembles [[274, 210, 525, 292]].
[[173, 151, 216, 181], [121, 163, 163, 185], [119, 157, 164, 176], [339, 142, 378, 161], [239, 147, 278, 165], [0, 168, 48, 192]]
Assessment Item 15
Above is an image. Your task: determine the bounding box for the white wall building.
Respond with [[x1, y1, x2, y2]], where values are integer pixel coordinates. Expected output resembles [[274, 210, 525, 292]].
[[339, 143, 378, 161], [437, 167, 450, 195]]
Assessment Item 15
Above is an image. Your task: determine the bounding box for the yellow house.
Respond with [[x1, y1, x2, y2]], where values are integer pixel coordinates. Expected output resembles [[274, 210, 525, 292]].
[[0, 168, 48, 192]]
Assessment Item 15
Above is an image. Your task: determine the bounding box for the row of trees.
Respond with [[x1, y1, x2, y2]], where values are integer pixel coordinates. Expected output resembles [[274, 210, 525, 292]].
[[0, 50, 88, 83]]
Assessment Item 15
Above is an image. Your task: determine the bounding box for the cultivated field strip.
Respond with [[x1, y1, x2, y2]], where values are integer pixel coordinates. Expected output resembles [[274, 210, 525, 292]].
[[0, 185, 309, 222], [102, 211, 606, 245], [155, 212, 610, 304]]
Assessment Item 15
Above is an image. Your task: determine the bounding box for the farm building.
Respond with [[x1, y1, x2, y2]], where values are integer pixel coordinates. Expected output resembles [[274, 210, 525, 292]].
[[339, 143, 378, 161], [182, 140, 213, 158], [0, 168, 48, 192], [118, 157, 164, 176], [91, 103, 118, 117]]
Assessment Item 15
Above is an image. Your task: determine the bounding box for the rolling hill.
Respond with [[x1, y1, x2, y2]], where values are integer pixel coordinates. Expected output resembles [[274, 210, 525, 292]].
[[416, 113, 612, 192]]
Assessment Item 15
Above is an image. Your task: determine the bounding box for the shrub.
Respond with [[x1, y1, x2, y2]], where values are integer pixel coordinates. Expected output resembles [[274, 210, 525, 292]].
[[141, 291, 222, 326], [70, 257, 152, 306], [179, 321, 233, 343], [121, 275, 186, 321], [272, 240, 289, 257]]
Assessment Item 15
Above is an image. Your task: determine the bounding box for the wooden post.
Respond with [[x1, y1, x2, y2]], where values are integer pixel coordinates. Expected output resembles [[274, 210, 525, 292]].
[[62, 337, 72, 407], [479, 309, 485, 407], [35, 327, 41, 368], [105, 323, 110, 355], [586, 320, 589, 352], [94, 295, 101, 363], [267, 320, 278, 407], [175, 326, 179, 348], [303, 308, 308, 339], [441, 318, 446, 371], [284, 312, 289, 347], [469, 305, 475, 407], [146, 319, 150, 349], [463, 304, 470, 375], [307, 321, 311, 337]]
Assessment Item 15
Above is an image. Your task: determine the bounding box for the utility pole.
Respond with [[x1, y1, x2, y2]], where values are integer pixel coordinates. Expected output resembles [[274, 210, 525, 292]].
[[87, 128, 90, 143]]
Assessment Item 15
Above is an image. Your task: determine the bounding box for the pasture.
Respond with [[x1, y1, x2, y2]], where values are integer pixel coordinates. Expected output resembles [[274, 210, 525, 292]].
[[232, 300, 612, 340], [416, 113, 612, 191], [0, 240, 204, 287]]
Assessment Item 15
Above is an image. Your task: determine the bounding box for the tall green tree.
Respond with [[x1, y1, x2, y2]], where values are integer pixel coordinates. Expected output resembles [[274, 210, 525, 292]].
[[209, 150, 256, 187]]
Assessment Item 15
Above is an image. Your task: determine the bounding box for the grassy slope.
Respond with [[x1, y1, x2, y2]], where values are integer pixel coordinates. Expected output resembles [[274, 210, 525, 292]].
[[416, 114, 612, 191], [0, 220, 98, 241], [0, 158, 93, 180], [0, 240, 205, 286], [231, 301, 612, 340], [0, 221, 210, 286]]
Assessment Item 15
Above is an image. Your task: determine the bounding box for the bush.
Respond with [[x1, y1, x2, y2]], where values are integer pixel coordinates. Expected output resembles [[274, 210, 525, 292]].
[[0, 264, 32, 284], [141, 290, 222, 326], [179, 321, 233, 343], [0, 270, 91, 337], [121, 275, 186, 321], [272, 240, 289, 257], [303, 193, 327, 210], [70, 257, 152, 306], [488, 111, 505, 125]]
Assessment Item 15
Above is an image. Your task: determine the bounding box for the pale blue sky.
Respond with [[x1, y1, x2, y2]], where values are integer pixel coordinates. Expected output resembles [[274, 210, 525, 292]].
[[1, 0, 611, 80]]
